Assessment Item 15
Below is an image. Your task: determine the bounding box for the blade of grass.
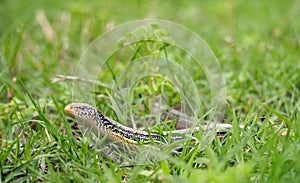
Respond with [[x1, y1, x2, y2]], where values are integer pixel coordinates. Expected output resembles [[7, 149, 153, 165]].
[[20, 80, 59, 142]]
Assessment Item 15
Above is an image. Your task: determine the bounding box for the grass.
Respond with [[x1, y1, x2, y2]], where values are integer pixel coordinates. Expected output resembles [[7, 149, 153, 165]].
[[1, 0, 300, 182]]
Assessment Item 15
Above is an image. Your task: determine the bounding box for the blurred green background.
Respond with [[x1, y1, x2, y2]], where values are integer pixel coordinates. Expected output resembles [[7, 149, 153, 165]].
[[1, 0, 299, 99]]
